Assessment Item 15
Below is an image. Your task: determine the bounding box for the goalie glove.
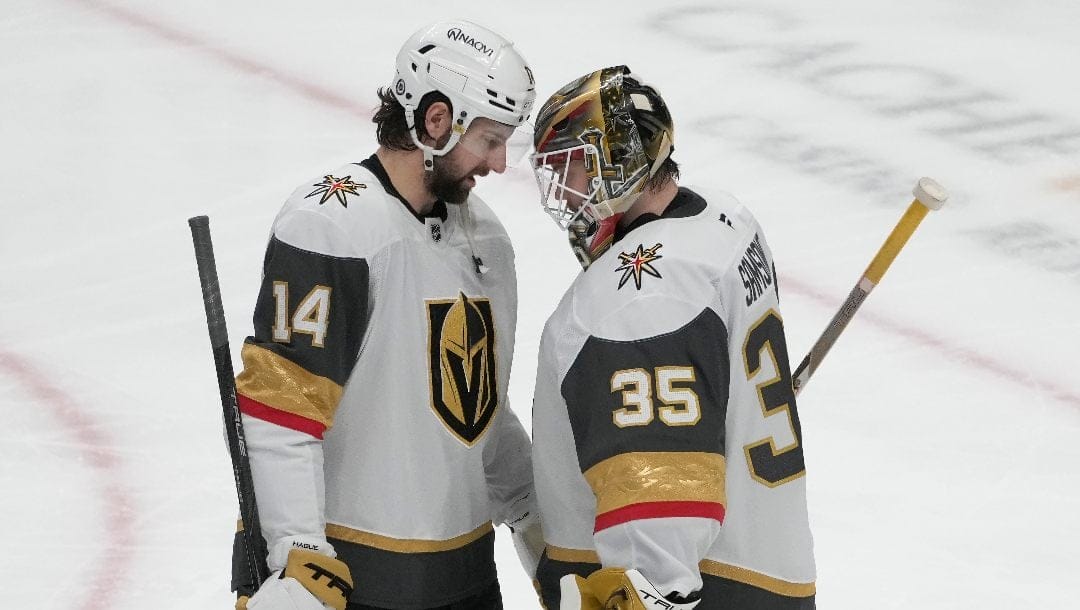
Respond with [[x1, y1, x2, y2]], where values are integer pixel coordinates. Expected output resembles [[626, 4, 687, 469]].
[[559, 568, 700, 610], [241, 548, 354, 610]]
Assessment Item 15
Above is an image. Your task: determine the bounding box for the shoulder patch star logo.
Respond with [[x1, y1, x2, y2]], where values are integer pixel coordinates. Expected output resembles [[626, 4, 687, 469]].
[[305, 175, 366, 208], [615, 243, 663, 290]]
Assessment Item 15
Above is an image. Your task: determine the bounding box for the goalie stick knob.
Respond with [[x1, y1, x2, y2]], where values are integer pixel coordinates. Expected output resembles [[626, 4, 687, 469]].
[[913, 177, 948, 210]]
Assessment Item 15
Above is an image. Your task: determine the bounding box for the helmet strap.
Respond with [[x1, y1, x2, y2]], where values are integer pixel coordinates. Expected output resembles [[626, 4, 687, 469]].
[[648, 131, 673, 177], [406, 118, 465, 173], [422, 146, 435, 172]]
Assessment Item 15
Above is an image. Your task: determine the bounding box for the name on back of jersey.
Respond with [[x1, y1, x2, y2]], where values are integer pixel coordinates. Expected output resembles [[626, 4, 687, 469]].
[[738, 233, 774, 307]]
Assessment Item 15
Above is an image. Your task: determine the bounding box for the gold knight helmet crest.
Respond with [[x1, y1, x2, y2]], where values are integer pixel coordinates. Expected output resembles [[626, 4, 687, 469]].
[[427, 293, 499, 445]]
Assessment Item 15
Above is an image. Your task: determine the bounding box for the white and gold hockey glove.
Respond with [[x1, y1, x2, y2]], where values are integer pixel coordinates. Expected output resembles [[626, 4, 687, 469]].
[[559, 568, 700, 610], [238, 548, 354, 610]]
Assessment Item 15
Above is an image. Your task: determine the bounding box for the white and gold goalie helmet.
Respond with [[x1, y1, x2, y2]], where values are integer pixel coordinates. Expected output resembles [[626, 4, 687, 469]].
[[530, 66, 674, 268]]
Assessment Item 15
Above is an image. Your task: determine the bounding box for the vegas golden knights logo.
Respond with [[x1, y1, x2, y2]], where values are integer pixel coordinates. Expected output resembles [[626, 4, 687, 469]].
[[426, 293, 499, 446]]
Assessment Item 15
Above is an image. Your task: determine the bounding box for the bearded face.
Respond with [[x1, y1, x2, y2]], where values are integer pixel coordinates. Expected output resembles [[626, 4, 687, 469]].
[[426, 149, 481, 204], [423, 117, 513, 204]]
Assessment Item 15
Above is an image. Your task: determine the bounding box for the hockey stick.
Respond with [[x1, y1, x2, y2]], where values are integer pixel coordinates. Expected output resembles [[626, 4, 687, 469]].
[[792, 177, 948, 396], [188, 215, 271, 590]]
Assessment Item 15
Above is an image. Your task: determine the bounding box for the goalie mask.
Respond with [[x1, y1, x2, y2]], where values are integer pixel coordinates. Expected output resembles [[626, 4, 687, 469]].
[[530, 66, 674, 269]]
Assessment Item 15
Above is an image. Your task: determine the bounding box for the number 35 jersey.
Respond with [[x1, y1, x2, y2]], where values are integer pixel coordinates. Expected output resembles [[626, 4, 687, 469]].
[[532, 187, 815, 606]]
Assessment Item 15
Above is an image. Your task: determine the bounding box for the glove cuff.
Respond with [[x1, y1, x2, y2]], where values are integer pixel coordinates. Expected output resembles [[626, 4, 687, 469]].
[[502, 491, 538, 532], [587, 568, 700, 610], [267, 535, 337, 572], [281, 548, 354, 610]]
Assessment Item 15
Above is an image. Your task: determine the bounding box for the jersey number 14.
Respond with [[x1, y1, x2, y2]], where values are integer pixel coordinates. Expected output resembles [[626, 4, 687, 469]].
[[271, 281, 332, 348]]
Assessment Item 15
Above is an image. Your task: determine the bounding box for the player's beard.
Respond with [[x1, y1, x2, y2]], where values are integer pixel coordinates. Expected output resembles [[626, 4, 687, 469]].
[[426, 152, 477, 205]]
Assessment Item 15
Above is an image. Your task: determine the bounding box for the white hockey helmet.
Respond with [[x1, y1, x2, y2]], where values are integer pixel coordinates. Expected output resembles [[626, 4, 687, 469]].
[[392, 21, 536, 170]]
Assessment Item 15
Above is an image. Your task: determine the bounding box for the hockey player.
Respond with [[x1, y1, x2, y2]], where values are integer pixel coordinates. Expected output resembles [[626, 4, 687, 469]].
[[527, 66, 816, 609], [230, 21, 544, 610]]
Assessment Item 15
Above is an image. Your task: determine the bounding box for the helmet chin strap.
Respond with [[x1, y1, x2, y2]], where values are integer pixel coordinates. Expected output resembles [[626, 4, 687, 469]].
[[405, 113, 467, 173], [403, 115, 488, 275]]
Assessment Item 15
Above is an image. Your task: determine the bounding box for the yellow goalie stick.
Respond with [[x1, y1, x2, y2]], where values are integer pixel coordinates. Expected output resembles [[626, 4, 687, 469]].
[[792, 177, 948, 396]]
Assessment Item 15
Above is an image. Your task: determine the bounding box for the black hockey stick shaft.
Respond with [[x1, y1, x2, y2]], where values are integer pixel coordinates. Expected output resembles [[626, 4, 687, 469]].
[[188, 215, 270, 589]]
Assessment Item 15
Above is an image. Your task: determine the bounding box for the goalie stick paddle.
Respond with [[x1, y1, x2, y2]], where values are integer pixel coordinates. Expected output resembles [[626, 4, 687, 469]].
[[188, 215, 270, 590], [792, 177, 948, 396]]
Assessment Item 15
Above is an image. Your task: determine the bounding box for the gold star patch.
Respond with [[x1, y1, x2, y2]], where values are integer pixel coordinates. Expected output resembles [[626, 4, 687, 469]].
[[306, 175, 365, 208], [615, 243, 663, 290]]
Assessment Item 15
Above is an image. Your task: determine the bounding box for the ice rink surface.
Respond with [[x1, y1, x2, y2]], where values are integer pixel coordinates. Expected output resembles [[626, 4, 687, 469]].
[[2, 1, 1079, 608]]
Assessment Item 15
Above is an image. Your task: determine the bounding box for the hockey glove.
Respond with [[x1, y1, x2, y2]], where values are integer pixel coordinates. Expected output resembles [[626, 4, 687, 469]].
[[508, 508, 545, 578], [559, 574, 603, 610], [559, 568, 700, 610], [512, 519, 545, 577], [241, 548, 354, 610]]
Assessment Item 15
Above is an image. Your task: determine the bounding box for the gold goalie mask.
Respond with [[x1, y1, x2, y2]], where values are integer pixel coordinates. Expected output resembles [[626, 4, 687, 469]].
[[530, 66, 674, 269]]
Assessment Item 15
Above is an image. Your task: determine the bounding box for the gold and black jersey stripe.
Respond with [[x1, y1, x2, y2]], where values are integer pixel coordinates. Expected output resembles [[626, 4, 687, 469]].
[[585, 451, 727, 530], [562, 308, 730, 469], [561, 308, 731, 529], [234, 236, 368, 438]]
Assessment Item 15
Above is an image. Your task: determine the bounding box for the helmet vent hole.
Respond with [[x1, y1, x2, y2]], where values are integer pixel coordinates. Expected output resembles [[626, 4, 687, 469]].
[[418, 44, 436, 54], [630, 93, 653, 111]]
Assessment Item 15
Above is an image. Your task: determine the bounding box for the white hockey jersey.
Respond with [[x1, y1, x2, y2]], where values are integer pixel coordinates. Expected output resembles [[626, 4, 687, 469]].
[[231, 155, 533, 608], [532, 187, 815, 609]]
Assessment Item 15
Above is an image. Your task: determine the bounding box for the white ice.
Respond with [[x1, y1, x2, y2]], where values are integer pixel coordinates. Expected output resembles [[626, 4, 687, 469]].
[[2, 1, 1078, 608]]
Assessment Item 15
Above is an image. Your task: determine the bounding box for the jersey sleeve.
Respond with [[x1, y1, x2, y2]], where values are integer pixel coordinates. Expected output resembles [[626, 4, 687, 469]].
[[483, 402, 535, 527], [480, 238, 534, 528], [233, 209, 370, 573], [560, 296, 730, 597], [235, 212, 369, 437]]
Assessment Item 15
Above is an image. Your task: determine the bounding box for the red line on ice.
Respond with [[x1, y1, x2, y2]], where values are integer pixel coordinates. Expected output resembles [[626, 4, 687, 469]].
[[67, 4, 1079, 410], [71, 0, 369, 118], [68, 0, 537, 184], [782, 277, 1080, 411], [0, 350, 135, 610]]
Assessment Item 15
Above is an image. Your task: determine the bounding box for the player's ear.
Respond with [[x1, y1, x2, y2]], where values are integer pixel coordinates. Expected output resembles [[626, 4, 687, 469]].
[[423, 101, 452, 147]]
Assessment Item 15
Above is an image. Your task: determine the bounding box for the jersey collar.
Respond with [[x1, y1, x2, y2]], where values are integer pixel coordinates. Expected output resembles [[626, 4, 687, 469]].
[[358, 154, 448, 223], [612, 186, 707, 244]]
